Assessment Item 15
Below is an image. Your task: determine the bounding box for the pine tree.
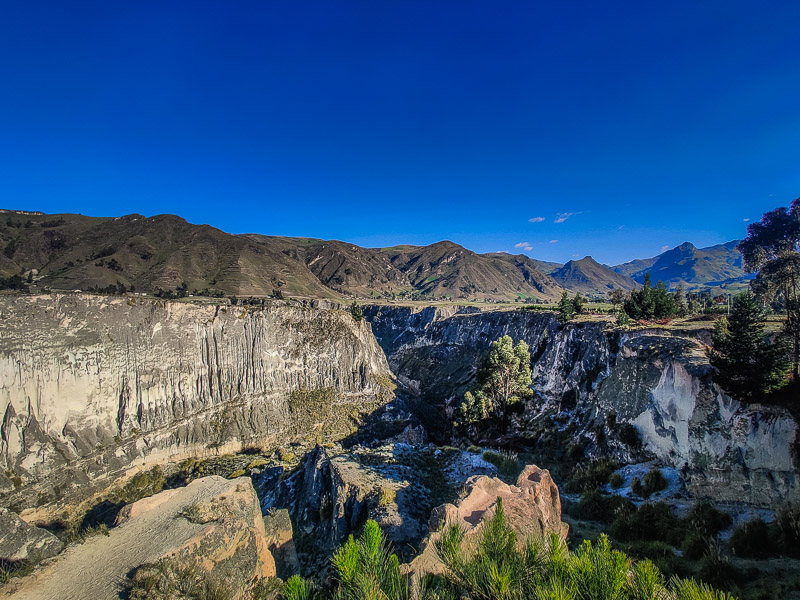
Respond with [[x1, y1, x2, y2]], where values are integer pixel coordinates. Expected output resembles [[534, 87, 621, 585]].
[[572, 293, 585, 315], [674, 284, 688, 317], [458, 335, 532, 426], [707, 291, 790, 401], [557, 290, 574, 322], [652, 280, 676, 319]]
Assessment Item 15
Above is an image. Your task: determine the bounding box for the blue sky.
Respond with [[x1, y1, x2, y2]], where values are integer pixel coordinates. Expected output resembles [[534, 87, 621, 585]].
[[1, 1, 798, 265]]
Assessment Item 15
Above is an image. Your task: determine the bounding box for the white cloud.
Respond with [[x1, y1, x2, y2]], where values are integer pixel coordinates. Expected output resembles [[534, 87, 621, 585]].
[[524, 246, 533, 251], [617, 225, 625, 230], [514, 242, 530, 248], [660, 245, 670, 252], [743, 218, 750, 222], [549, 239, 558, 244], [528, 216, 545, 223], [554, 211, 582, 223]]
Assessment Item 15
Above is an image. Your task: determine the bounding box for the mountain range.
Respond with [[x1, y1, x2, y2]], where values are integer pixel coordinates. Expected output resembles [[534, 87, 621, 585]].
[[0, 210, 751, 301]]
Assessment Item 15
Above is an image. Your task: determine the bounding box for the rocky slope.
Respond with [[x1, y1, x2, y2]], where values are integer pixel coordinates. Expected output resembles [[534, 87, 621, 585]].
[[2, 476, 274, 600], [364, 305, 800, 508], [0, 294, 394, 516]]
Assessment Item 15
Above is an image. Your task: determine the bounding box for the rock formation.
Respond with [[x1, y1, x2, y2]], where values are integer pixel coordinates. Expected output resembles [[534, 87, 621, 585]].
[[0, 294, 394, 515], [408, 464, 568, 576], [1, 476, 274, 600], [0, 509, 63, 563]]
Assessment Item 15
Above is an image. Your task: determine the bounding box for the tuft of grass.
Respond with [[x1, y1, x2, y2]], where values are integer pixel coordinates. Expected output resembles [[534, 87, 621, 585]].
[[482, 449, 520, 478], [177, 503, 206, 525], [377, 486, 397, 507]]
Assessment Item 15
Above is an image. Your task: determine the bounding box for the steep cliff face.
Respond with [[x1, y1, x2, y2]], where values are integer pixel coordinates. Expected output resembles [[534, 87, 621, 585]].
[[364, 305, 799, 508], [0, 294, 394, 513]]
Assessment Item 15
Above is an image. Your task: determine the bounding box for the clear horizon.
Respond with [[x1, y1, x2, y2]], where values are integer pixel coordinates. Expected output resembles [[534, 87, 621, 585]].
[[1, 1, 798, 264]]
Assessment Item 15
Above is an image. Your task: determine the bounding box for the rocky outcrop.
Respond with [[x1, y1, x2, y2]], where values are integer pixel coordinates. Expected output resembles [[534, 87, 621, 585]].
[[365, 306, 800, 508], [2, 476, 274, 600], [264, 443, 501, 576], [0, 509, 62, 563], [409, 464, 568, 576], [0, 294, 394, 514]]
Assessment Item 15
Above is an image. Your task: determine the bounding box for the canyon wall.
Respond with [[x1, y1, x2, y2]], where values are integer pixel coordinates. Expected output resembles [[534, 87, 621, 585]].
[[0, 294, 394, 513], [364, 305, 799, 508]]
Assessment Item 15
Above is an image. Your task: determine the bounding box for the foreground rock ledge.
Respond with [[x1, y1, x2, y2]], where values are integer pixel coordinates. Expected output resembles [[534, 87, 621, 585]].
[[1, 476, 275, 600], [408, 464, 569, 577]]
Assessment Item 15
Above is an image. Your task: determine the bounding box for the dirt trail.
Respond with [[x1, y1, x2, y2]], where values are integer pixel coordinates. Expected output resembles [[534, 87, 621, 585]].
[[1, 477, 235, 600]]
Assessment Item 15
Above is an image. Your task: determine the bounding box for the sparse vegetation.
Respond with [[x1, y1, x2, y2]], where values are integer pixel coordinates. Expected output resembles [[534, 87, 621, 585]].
[[280, 501, 735, 600], [126, 559, 235, 600], [481, 449, 520, 478], [112, 466, 165, 505], [378, 486, 397, 506]]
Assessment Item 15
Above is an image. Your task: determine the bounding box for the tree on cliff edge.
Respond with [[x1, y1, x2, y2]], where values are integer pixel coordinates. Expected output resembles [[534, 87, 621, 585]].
[[707, 291, 789, 401], [738, 198, 800, 382]]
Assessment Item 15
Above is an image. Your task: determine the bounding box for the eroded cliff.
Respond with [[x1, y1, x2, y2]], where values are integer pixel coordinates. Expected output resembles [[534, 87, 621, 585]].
[[364, 305, 799, 508], [0, 294, 394, 513]]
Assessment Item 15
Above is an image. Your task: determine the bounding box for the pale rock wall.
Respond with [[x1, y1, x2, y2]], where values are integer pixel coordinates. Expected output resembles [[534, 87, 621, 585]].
[[0, 294, 394, 512]]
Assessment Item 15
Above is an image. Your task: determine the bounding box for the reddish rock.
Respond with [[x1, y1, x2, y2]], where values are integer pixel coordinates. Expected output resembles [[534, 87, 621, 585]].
[[409, 464, 568, 577]]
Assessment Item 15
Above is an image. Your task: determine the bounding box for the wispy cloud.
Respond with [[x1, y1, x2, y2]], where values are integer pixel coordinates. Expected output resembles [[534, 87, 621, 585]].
[[660, 245, 670, 252], [514, 242, 530, 248], [549, 239, 558, 244], [617, 225, 625, 230], [743, 217, 750, 222], [554, 211, 582, 223], [528, 216, 545, 223]]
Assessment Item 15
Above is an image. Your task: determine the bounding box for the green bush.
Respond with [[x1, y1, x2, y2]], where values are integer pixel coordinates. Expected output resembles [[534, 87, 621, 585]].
[[696, 542, 741, 592], [609, 472, 624, 489], [631, 468, 668, 498], [481, 449, 520, 478], [777, 503, 800, 556], [568, 490, 634, 523], [687, 502, 732, 537], [564, 458, 619, 493], [681, 531, 710, 561], [730, 518, 781, 559], [624, 540, 685, 579], [642, 468, 668, 496], [611, 502, 685, 546]]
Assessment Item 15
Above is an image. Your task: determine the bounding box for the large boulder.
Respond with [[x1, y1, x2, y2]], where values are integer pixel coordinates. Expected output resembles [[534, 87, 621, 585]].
[[409, 464, 568, 577], [2, 476, 275, 600], [0, 508, 63, 562]]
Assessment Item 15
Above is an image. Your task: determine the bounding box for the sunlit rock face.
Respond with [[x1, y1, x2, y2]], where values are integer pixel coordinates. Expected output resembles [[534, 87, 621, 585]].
[[0, 294, 394, 513], [365, 306, 799, 508]]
